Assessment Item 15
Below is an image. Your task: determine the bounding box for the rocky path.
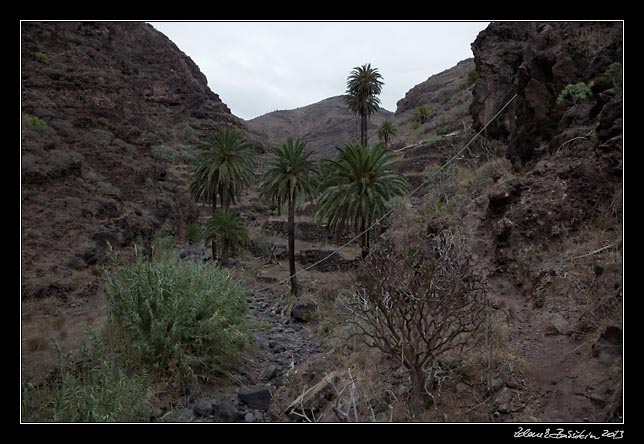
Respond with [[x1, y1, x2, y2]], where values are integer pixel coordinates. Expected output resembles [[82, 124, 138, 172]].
[[461, 196, 617, 422], [162, 240, 325, 422]]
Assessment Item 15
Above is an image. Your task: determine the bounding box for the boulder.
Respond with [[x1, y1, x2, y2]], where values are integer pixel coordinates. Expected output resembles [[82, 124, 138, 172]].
[[211, 399, 239, 422], [592, 322, 622, 365], [291, 298, 318, 322], [238, 386, 272, 411], [260, 364, 280, 382], [193, 398, 215, 417]]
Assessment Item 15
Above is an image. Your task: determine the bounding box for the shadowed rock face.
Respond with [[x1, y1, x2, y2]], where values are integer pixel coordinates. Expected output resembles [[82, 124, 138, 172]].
[[245, 95, 394, 158], [470, 21, 622, 165], [21, 21, 257, 300]]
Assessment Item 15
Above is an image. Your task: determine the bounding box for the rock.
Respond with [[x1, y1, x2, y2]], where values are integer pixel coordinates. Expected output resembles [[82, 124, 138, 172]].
[[291, 298, 317, 322], [296, 328, 311, 339], [244, 412, 255, 423], [592, 322, 622, 365], [211, 399, 239, 423], [490, 377, 505, 392], [456, 383, 468, 394], [544, 314, 572, 336], [253, 333, 268, 350], [193, 398, 215, 417], [238, 386, 272, 411], [256, 274, 278, 283], [494, 387, 514, 414], [470, 21, 622, 165], [260, 364, 279, 382]]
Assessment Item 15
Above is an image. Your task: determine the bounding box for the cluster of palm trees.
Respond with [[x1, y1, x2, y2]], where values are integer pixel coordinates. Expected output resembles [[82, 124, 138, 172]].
[[189, 63, 409, 296]]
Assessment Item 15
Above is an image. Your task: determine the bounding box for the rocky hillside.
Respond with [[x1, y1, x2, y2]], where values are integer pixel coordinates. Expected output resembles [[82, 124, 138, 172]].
[[246, 95, 393, 158], [21, 22, 262, 373], [390, 58, 476, 148], [470, 21, 622, 165], [463, 21, 623, 421]]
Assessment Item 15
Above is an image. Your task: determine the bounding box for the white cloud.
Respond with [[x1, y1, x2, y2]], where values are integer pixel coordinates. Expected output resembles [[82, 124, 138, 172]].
[[149, 21, 489, 120]]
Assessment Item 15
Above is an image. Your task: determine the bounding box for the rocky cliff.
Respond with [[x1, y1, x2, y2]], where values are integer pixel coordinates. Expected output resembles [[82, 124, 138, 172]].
[[470, 21, 622, 165], [246, 95, 393, 158], [21, 21, 254, 303]]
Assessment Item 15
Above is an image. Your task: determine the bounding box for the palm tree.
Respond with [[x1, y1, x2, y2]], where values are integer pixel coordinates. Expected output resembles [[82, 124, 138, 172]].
[[377, 119, 397, 146], [345, 63, 384, 145], [415, 105, 431, 125], [189, 127, 255, 260], [261, 138, 316, 295], [203, 208, 249, 266], [315, 142, 409, 258]]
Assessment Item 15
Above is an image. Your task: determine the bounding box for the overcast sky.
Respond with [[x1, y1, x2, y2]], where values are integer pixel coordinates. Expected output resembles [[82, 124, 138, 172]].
[[150, 22, 489, 121]]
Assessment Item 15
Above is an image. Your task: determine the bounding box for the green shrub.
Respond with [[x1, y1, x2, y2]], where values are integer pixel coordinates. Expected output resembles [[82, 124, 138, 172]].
[[25, 115, 47, 127], [589, 75, 614, 94], [187, 223, 202, 243], [556, 82, 592, 106], [466, 69, 478, 87], [91, 128, 114, 145], [35, 52, 49, 64], [22, 335, 153, 422], [410, 120, 420, 130], [96, 181, 121, 197], [103, 255, 250, 385], [151, 145, 177, 163]]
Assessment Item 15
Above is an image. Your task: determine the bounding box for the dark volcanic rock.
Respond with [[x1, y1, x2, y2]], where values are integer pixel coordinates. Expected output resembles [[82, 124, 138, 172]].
[[470, 22, 622, 165], [291, 298, 318, 323], [297, 249, 357, 272], [261, 220, 352, 244], [238, 386, 272, 411], [21, 22, 261, 301]]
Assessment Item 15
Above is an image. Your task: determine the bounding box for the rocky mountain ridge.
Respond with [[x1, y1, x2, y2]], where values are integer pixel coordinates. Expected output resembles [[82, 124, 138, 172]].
[[246, 95, 393, 158]]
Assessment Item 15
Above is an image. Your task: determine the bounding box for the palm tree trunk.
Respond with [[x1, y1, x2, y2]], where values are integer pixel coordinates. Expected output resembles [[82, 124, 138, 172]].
[[360, 219, 369, 259], [361, 112, 368, 145], [211, 194, 217, 262], [288, 194, 298, 296], [221, 184, 229, 209], [221, 241, 229, 266]]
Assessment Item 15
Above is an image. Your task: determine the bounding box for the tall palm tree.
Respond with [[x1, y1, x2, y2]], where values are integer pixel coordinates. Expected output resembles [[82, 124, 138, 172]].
[[203, 208, 249, 266], [345, 63, 384, 145], [377, 119, 397, 146], [261, 138, 316, 295], [315, 142, 409, 258], [189, 127, 255, 261]]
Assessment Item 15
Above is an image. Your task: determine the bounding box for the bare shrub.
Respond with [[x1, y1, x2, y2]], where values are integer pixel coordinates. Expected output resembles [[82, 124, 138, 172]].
[[350, 230, 487, 410]]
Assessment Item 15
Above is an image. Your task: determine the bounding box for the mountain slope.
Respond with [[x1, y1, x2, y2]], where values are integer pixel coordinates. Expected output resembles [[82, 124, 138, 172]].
[[21, 21, 259, 376], [246, 95, 393, 158], [388, 58, 476, 148]]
